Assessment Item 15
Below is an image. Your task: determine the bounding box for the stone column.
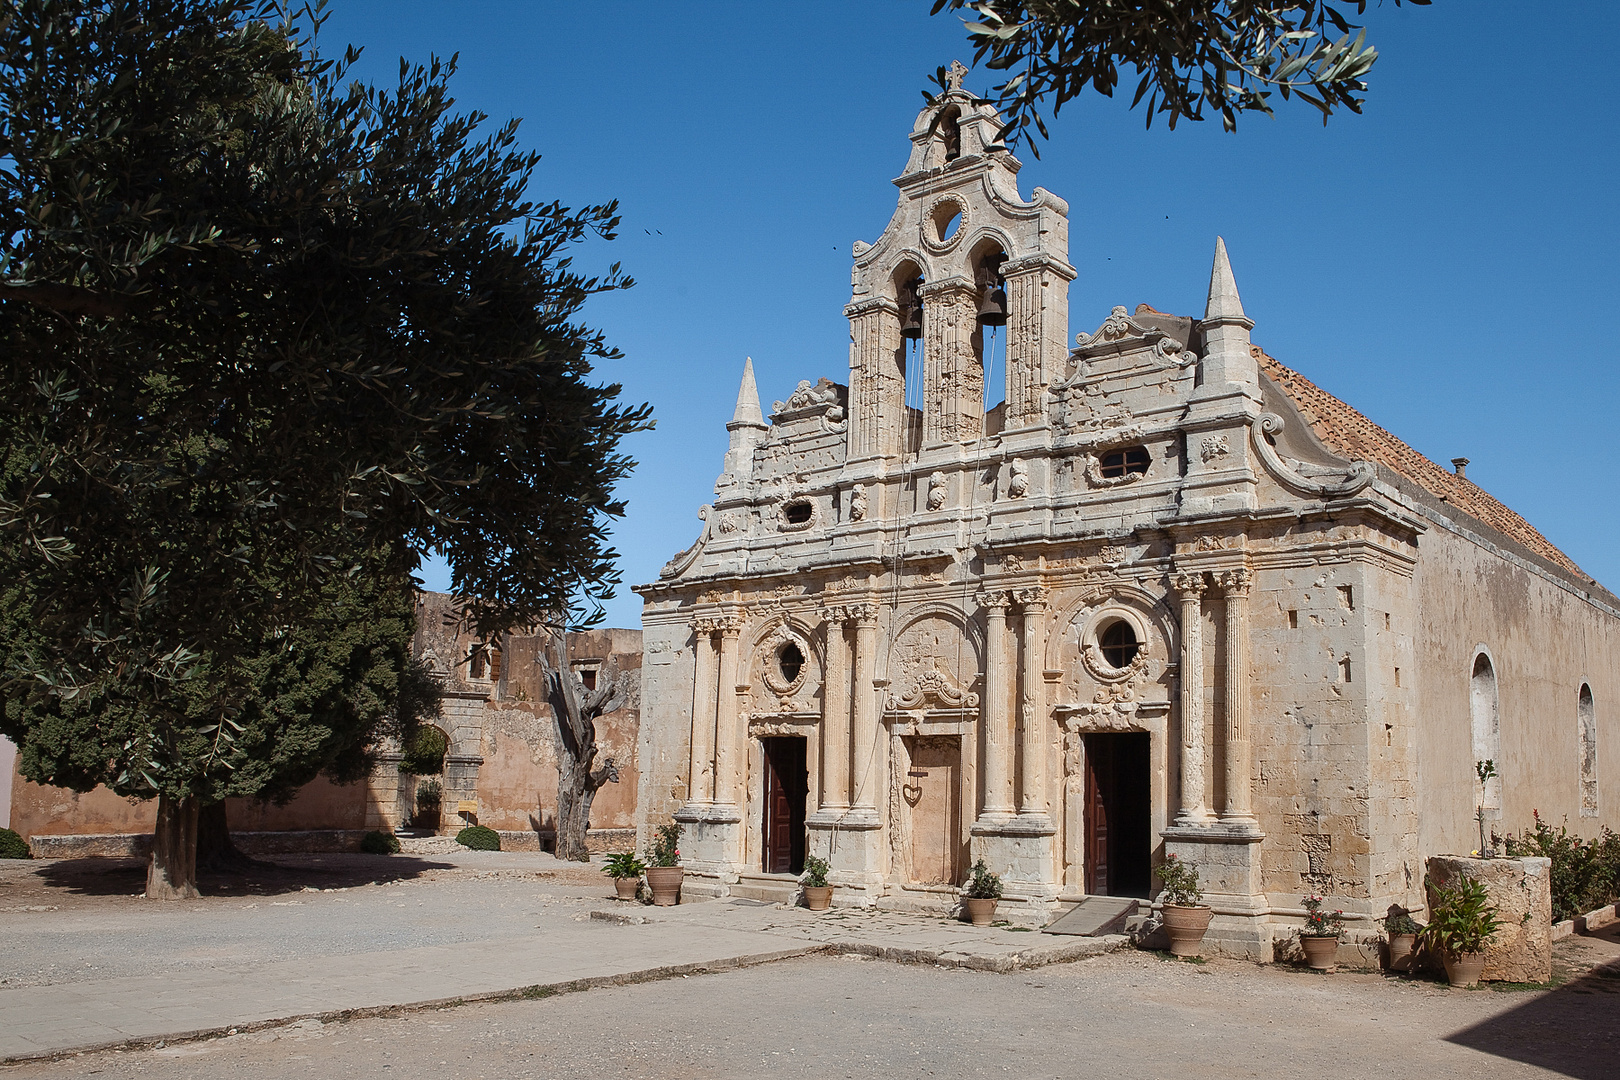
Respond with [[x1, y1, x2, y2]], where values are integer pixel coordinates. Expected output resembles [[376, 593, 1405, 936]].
[[1172, 573, 1213, 825], [979, 590, 1014, 817], [712, 616, 743, 808], [1015, 587, 1048, 816], [688, 618, 718, 804], [819, 606, 851, 812], [848, 603, 881, 813], [1220, 569, 1256, 825], [918, 278, 982, 446]]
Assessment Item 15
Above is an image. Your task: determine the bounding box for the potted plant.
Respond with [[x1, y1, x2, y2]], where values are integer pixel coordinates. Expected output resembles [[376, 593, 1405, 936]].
[[1418, 875, 1503, 987], [1156, 854, 1212, 957], [962, 859, 1003, 926], [1298, 894, 1346, 971], [414, 779, 443, 830], [800, 855, 834, 910], [645, 822, 683, 906], [1384, 908, 1421, 971], [603, 851, 646, 901]]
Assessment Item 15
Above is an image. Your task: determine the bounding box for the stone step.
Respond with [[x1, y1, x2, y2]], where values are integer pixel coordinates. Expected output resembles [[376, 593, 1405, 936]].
[[1042, 895, 1141, 937], [729, 873, 801, 905]]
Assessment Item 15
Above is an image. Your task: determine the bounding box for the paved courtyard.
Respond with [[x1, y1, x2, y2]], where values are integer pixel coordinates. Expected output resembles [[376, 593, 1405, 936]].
[[3, 851, 1618, 1078]]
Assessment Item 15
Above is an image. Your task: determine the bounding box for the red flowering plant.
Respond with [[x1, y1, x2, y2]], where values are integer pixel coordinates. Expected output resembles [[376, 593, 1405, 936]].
[[649, 822, 682, 868], [1300, 894, 1346, 938]]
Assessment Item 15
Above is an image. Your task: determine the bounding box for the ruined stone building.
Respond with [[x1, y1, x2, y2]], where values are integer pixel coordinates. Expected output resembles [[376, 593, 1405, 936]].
[[2, 592, 642, 856], [633, 64, 1620, 955]]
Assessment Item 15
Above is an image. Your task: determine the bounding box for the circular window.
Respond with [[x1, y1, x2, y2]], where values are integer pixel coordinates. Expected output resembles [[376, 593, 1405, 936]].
[[1098, 619, 1140, 670], [778, 642, 805, 684], [928, 197, 966, 246]]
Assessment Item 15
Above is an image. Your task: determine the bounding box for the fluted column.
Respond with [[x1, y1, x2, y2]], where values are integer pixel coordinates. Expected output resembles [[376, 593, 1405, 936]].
[[848, 603, 881, 812], [1014, 587, 1048, 816], [820, 605, 851, 812], [1220, 569, 1256, 824], [844, 298, 906, 459], [712, 616, 743, 807], [979, 590, 1014, 816], [1172, 573, 1213, 825], [688, 618, 718, 804], [918, 279, 982, 446]]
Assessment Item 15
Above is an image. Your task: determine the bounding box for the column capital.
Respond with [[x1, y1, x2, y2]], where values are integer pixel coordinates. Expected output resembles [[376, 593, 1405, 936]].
[[843, 296, 900, 319], [1170, 570, 1207, 597], [845, 601, 879, 626], [693, 613, 742, 635], [1012, 586, 1047, 612], [820, 603, 848, 626], [976, 589, 1012, 612], [1218, 568, 1253, 597]]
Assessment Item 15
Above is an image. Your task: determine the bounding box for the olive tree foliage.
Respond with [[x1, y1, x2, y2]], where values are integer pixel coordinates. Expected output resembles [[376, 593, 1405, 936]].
[[0, 0, 650, 895], [929, 1, 1431, 152]]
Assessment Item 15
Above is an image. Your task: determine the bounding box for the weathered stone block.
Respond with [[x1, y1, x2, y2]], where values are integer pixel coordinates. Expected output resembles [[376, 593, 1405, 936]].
[[1425, 854, 1551, 984]]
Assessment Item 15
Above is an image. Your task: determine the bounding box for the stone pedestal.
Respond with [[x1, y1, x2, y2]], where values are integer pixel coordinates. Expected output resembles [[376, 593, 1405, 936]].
[[822, 809, 885, 904], [972, 818, 1058, 923], [1426, 854, 1552, 983], [673, 802, 743, 896], [1162, 823, 1269, 959]]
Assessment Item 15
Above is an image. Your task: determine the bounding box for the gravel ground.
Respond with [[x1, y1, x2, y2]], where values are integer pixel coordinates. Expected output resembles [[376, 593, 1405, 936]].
[[8, 949, 1618, 1080], [0, 853, 609, 990]]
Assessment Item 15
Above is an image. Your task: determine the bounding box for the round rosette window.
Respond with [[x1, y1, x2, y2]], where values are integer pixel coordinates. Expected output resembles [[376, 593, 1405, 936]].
[[1082, 610, 1151, 682]]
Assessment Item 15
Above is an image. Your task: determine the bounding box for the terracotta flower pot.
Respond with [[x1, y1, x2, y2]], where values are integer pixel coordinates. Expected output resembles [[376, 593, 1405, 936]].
[[965, 897, 998, 927], [1386, 933, 1416, 971], [1443, 950, 1487, 987], [1300, 934, 1340, 971], [645, 865, 683, 907], [803, 885, 834, 911], [614, 876, 639, 901], [1162, 904, 1214, 957]]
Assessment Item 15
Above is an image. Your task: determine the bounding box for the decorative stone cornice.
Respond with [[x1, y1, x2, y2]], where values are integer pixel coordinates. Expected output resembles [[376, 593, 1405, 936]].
[[843, 296, 901, 319]]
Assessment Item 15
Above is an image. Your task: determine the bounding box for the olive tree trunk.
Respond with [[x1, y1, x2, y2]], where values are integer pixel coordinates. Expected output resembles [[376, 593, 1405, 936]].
[[197, 800, 267, 872], [146, 793, 201, 899], [541, 633, 626, 862]]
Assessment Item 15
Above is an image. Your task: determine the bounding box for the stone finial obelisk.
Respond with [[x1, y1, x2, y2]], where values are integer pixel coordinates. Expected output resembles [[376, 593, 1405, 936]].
[[1196, 237, 1259, 393], [722, 357, 769, 482]]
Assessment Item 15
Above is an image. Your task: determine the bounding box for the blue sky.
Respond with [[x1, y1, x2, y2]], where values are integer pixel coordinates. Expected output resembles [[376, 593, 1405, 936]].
[[321, 1, 1620, 628]]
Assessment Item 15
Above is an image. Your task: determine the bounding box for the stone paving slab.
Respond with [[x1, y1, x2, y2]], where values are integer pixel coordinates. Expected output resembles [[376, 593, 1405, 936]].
[[0, 920, 821, 1063]]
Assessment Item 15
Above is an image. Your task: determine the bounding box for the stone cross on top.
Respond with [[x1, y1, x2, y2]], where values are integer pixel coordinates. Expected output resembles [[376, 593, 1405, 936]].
[[945, 59, 969, 92]]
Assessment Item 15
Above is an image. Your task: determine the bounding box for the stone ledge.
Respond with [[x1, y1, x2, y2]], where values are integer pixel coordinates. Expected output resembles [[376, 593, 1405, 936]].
[[1575, 903, 1617, 934]]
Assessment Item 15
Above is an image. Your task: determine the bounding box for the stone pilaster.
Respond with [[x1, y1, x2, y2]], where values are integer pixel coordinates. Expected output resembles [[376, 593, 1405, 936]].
[[848, 603, 881, 815], [1014, 587, 1049, 817], [845, 297, 906, 459], [1001, 254, 1074, 430], [815, 606, 850, 815], [976, 590, 1015, 819], [712, 616, 744, 809], [687, 618, 718, 805], [1172, 572, 1214, 825], [918, 278, 982, 446], [1219, 569, 1257, 826]]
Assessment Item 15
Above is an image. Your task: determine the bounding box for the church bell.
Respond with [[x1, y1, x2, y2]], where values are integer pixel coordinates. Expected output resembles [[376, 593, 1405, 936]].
[[976, 283, 1008, 326], [899, 275, 924, 339]]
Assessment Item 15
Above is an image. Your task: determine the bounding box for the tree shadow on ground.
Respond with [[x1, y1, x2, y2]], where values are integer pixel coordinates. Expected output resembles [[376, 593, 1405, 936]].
[[34, 853, 456, 899], [1443, 927, 1620, 1079]]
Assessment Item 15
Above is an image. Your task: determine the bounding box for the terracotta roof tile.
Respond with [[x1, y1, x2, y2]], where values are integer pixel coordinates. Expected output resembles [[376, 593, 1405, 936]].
[[1254, 346, 1589, 581]]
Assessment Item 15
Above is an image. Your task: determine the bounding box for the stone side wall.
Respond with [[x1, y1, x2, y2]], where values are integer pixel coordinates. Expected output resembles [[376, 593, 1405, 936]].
[[1413, 521, 1620, 859], [635, 608, 697, 851]]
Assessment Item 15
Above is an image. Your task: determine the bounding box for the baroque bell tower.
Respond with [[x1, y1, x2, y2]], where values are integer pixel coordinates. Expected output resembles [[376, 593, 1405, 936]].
[[843, 60, 1075, 463]]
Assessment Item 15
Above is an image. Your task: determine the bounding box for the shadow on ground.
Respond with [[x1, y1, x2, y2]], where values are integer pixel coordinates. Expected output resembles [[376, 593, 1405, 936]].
[[1444, 925, 1620, 1079], [33, 853, 456, 898]]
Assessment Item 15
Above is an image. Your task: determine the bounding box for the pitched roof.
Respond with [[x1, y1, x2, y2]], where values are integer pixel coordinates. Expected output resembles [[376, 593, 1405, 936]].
[[1253, 346, 1591, 581]]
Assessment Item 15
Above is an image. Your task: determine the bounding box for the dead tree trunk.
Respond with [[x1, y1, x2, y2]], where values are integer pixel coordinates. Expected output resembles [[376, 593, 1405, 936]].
[[541, 633, 626, 862], [147, 793, 201, 899], [196, 800, 268, 873]]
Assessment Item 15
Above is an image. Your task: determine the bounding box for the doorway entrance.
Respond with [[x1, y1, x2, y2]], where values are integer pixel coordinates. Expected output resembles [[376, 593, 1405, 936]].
[[761, 736, 807, 874], [1082, 731, 1151, 898], [903, 735, 964, 885]]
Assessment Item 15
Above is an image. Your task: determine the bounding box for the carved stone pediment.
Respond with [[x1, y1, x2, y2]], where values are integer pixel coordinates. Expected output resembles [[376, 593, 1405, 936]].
[[888, 666, 980, 711], [1072, 306, 1199, 366], [772, 378, 847, 426]]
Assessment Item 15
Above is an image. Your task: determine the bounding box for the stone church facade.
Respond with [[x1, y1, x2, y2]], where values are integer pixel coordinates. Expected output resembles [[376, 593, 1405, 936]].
[[634, 67, 1620, 956]]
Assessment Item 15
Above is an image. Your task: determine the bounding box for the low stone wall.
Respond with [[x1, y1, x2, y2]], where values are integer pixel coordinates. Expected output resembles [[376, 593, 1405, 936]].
[[1426, 854, 1552, 983], [27, 830, 368, 860]]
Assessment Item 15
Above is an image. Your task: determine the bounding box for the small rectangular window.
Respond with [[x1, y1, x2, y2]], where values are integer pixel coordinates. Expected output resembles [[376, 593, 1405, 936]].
[[1288, 609, 1299, 629], [1384, 612, 1391, 631], [581, 669, 597, 692], [1337, 585, 1354, 610], [1339, 657, 1352, 683], [1394, 667, 1401, 688]]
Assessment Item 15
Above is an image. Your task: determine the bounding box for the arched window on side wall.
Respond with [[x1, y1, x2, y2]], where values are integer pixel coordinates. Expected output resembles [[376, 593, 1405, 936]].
[[1580, 683, 1598, 818], [1470, 652, 1501, 816]]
